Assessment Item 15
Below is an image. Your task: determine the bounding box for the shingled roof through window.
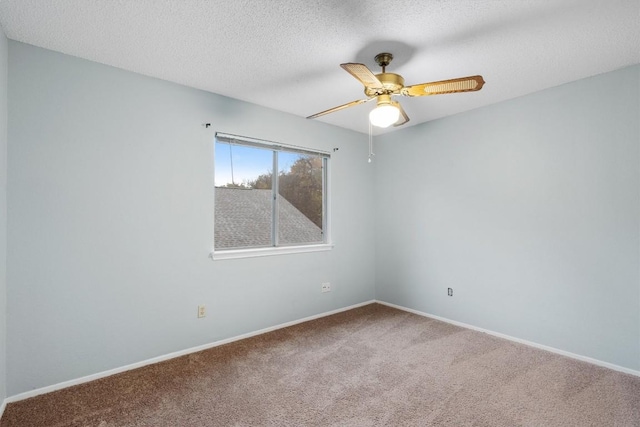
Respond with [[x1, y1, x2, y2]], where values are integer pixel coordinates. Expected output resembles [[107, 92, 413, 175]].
[[215, 188, 322, 249]]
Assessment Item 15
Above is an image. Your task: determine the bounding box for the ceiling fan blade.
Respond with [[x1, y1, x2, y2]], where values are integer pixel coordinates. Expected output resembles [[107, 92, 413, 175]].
[[340, 63, 384, 90], [402, 75, 485, 97], [306, 98, 372, 120], [394, 102, 410, 127]]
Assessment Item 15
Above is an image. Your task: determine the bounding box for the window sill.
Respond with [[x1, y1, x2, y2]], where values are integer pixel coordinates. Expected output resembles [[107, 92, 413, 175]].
[[210, 244, 334, 260]]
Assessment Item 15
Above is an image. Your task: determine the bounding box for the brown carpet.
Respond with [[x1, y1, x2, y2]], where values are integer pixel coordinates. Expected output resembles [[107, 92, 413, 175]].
[[2, 303, 639, 426]]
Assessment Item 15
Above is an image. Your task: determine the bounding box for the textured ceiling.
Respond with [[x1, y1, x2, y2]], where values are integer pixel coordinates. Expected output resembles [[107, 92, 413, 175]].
[[0, 0, 638, 135]]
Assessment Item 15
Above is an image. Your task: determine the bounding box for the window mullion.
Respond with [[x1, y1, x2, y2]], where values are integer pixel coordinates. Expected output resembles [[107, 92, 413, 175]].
[[322, 157, 328, 244], [272, 151, 279, 247]]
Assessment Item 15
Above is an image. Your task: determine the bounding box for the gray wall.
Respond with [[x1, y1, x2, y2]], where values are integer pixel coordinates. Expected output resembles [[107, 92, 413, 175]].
[[0, 28, 7, 404], [6, 41, 375, 396], [375, 65, 640, 370]]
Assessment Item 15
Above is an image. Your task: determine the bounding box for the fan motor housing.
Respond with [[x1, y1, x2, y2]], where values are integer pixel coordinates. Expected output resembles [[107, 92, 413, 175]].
[[365, 73, 405, 96]]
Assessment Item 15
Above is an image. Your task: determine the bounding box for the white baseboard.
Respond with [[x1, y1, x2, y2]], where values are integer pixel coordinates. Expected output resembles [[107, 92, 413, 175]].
[[10, 298, 634, 407], [0, 398, 6, 420], [376, 300, 640, 378], [6, 300, 375, 404]]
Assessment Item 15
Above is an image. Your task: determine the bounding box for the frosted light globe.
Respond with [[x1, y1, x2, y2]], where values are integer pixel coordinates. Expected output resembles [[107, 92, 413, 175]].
[[369, 104, 400, 128]]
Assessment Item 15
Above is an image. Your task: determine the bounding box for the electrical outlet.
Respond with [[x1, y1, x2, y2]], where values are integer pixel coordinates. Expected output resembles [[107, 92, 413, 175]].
[[197, 305, 206, 318], [321, 282, 331, 293], [447, 288, 453, 297]]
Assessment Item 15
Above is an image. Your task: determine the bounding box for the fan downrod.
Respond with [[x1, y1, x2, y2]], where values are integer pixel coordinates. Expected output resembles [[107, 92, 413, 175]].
[[374, 53, 393, 72]]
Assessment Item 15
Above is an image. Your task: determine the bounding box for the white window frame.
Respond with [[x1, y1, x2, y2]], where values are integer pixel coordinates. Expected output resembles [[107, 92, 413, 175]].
[[211, 132, 333, 260]]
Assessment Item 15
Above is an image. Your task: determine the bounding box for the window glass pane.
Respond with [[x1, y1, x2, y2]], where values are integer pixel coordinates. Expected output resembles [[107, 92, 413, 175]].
[[214, 142, 273, 249], [277, 152, 324, 245], [214, 133, 330, 254]]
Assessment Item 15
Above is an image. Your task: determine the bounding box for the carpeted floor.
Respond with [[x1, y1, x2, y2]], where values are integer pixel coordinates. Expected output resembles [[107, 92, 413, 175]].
[[2, 303, 639, 426]]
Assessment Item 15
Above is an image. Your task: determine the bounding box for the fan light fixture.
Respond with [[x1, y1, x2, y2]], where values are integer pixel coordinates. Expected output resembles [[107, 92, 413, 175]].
[[369, 95, 400, 128]]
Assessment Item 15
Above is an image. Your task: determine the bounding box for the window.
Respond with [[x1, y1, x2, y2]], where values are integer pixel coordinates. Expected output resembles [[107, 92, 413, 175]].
[[213, 133, 330, 258]]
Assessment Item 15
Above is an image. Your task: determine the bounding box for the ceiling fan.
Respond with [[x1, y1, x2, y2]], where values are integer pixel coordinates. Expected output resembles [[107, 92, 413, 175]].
[[307, 53, 485, 128]]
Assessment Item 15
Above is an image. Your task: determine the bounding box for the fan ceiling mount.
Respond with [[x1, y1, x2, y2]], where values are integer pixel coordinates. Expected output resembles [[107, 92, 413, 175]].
[[307, 52, 485, 128]]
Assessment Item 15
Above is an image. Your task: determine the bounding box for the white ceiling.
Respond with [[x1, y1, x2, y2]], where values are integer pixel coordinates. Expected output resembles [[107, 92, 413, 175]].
[[0, 0, 638, 135]]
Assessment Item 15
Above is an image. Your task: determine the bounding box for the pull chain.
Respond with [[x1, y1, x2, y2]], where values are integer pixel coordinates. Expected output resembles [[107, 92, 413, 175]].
[[368, 120, 375, 163]]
